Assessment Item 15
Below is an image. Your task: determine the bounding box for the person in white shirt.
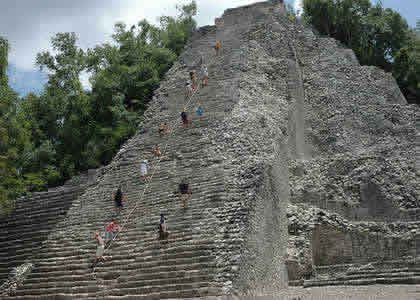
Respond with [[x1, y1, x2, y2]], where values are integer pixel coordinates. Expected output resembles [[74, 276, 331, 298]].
[[140, 160, 149, 181], [201, 65, 209, 87]]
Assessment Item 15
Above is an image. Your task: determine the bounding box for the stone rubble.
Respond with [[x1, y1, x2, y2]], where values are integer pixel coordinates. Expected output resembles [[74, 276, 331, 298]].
[[0, 263, 33, 297]]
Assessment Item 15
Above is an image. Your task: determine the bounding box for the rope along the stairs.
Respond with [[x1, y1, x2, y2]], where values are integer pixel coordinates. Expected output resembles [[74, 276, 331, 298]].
[[92, 47, 221, 276]]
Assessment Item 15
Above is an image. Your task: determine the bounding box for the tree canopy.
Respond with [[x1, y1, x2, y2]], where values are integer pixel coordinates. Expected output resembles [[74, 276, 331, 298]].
[[0, 1, 197, 214]]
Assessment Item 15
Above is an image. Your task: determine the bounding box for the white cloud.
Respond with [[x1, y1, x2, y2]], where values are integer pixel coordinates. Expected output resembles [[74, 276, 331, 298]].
[[2, 0, 298, 74], [294, 0, 303, 15], [0, 0, 258, 72], [79, 71, 91, 91]]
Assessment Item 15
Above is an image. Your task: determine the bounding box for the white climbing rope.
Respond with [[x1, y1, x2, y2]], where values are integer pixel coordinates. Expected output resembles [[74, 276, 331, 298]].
[[92, 45, 222, 275]]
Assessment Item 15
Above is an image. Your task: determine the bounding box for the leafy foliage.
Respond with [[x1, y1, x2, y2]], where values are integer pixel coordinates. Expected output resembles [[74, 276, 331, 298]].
[[0, 1, 197, 213], [303, 0, 419, 103], [0, 37, 8, 86], [0, 78, 31, 214], [393, 32, 420, 101]]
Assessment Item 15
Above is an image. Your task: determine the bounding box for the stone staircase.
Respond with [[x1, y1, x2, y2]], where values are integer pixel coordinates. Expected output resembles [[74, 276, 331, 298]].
[[0, 173, 93, 284], [304, 259, 420, 287]]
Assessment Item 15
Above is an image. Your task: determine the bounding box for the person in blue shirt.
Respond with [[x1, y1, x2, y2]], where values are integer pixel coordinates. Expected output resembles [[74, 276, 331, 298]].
[[196, 106, 204, 120]]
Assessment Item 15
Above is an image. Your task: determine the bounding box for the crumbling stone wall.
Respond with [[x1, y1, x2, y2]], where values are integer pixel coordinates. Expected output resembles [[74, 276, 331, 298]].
[[0, 263, 33, 297], [312, 224, 353, 266], [204, 2, 292, 294], [290, 155, 418, 221], [205, 0, 418, 289], [276, 11, 419, 284], [287, 203, 418, 281]]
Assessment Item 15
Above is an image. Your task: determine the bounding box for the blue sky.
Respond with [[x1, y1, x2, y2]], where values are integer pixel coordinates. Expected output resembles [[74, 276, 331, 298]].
[[377, 0, 418, 27], [2, 0, 418, 96]]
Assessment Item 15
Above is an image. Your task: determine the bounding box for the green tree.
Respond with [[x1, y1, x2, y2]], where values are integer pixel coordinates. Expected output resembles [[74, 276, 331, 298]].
[[394, 32, 420, 102], [36, 32, 86, 95], [84, 1, 197, 166], [0, 37, 8, 86], [34, 32, 91, 180], [159, 1, 197, 55], [0, 38, 33, 213]]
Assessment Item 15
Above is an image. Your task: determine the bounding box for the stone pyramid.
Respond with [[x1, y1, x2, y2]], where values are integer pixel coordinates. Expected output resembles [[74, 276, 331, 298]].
[[1, 1, 418, 298]]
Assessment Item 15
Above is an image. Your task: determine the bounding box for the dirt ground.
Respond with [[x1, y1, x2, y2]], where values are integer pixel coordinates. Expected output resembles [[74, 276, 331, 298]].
[[201, 285, 420, 300]]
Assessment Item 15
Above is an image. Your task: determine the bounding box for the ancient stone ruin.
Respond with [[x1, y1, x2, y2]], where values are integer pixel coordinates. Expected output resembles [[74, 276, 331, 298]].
[[0, 1, 418, 298]]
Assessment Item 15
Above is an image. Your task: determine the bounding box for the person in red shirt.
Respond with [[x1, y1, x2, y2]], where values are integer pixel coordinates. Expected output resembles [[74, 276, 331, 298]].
[[189, 70, 198, 91], [105, 219, 121, 243], [153, 145, 162, 158]]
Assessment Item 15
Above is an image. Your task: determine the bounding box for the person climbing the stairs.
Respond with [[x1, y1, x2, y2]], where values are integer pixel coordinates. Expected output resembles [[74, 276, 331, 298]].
[[153, 145, 162, 158], [92, 232, 106, 267], [201, 64, 209, 87], [159, 213, 169, 239], [159, 122, 170, 138], [199, 53, 205, 66], [196, 105, 204, 120], [179, 182, 192, 208], [185, 80, 193, 100], [215, 40, 222, 56], [190, 70, 198, 91], [105, 219, 121, 244], [140, 160, 149, 181], [181, 109, 191, 128], [113, 186, 125, 214]]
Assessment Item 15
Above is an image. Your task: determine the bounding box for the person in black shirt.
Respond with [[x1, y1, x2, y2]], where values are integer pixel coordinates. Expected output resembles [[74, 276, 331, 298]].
[[159, 213, 168, 239], [181, 109, 191, 128], [179, 182, 192, 208], [113, 186, 125, 214]]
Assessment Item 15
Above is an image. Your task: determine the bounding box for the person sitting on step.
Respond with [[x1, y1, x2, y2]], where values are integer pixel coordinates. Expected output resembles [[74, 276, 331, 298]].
[[140, 160, 150, 181], [159, 213, 169, 239], [179, 182, 192, 208], [201, 65, 209, 87], [113, 186, 125, 214], [159, 122, 169, 137], [153, 145, 162, 158], [105, 219, 121, 243], [181, 109, 191, 128]]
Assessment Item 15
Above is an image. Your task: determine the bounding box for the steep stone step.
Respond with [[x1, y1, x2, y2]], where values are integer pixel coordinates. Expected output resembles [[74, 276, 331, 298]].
[[7, 293, 91, 300], [8, 286, 224, 300], [338, 271, 420, 281], [14, 286, 100, 296], [304, 276, 420, 287], [106, 281, 213, 296]]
